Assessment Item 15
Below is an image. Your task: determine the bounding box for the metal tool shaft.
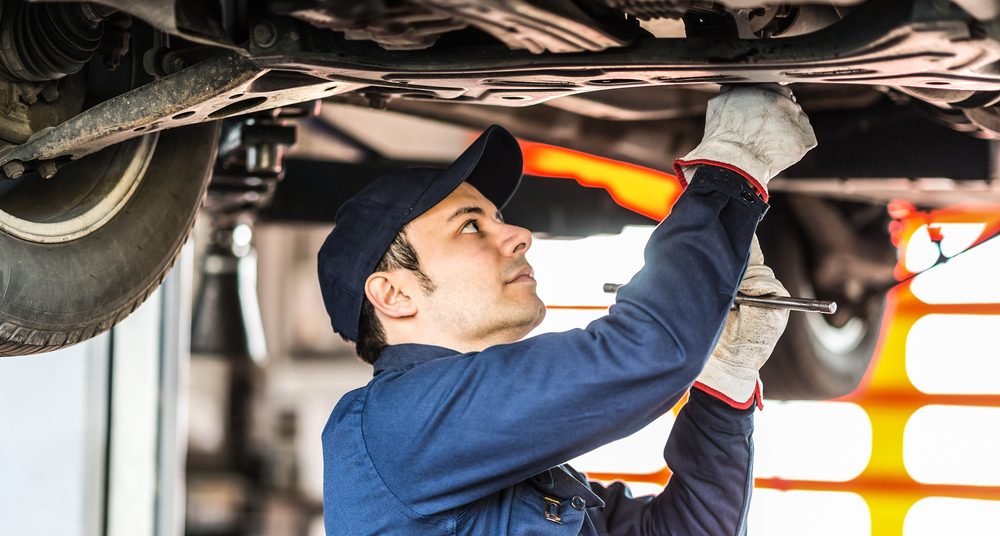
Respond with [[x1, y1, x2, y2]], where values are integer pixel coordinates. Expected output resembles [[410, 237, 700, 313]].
[[602, 283, 837, 314], [734, 293, 837, 314]]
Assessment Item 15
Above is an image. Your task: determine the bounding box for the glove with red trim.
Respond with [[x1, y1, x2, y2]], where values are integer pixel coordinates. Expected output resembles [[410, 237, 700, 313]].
[[694, 235, 790, 409], [673, 84, 817, 201]]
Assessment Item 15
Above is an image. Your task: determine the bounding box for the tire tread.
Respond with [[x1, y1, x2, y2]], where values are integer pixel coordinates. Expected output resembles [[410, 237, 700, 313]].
[[0, 201, 200, 357]]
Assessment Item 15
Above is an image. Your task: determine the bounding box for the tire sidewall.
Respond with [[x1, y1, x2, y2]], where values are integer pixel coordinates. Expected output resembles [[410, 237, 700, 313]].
[[0, 123, 219, 352]]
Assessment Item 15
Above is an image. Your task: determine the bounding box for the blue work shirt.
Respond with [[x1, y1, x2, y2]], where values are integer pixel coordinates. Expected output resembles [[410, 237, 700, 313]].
[[323, 166, 768, 535]]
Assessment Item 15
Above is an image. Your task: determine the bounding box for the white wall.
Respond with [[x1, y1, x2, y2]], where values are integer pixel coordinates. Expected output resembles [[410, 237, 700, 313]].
[[0, 250, 190, 536], [0, 337, 109, 536]]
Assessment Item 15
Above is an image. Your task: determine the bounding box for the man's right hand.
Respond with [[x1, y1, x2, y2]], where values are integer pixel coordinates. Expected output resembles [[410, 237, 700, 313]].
[[693, 234, 790, 409], [673, 84, 817, 199]]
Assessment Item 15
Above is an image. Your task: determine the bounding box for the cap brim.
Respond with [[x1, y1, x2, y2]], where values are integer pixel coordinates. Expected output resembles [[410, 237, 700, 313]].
[[404, 125, 523, 225], [459, 124, 524, 210]]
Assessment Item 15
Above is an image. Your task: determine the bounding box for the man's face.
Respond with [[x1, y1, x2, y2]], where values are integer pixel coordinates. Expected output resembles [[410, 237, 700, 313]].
[[404, 182, 546, 348]]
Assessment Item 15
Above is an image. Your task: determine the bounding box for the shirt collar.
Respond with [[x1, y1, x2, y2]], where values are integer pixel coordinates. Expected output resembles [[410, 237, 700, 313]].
[[373, 343, 459, 375]]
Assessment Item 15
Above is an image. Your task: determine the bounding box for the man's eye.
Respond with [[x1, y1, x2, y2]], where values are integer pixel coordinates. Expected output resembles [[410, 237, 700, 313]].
[[460, 220, 480, 234]]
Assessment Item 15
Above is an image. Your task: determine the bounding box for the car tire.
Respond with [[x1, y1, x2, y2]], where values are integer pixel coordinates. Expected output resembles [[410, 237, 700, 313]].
[[757, 200, 888, 400], [0, 123, 219, 356]]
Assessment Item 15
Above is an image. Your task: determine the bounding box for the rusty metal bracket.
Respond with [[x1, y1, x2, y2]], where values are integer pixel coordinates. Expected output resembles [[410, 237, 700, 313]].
[[0, 51, 359, 172]]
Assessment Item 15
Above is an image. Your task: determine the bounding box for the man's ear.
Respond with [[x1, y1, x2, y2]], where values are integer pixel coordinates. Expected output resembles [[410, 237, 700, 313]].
[[364, 272, 417, 319]]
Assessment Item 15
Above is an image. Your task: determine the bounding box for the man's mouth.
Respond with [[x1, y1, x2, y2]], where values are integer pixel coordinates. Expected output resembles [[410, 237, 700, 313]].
[[507, 266, 536, 284]]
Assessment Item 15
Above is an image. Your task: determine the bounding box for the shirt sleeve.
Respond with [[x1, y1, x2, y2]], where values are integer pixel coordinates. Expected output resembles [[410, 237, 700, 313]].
[[362, 166, 768, 516], [587, 389, 755, 536]]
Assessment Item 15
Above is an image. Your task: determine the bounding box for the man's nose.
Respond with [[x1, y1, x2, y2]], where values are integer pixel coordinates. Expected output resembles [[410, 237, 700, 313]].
[[499, 223, 532, 256]]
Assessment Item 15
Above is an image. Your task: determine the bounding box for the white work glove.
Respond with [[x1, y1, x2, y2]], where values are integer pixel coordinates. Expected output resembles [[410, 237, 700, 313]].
[[673, 84, 817, 196], [694, 235, 790, 409]]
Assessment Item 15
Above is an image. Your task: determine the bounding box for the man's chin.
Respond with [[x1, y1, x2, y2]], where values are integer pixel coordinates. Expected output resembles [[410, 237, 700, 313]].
[[518, 299, 547, 338], [500, 299, 546, 341], [532, 299, 547, 327]]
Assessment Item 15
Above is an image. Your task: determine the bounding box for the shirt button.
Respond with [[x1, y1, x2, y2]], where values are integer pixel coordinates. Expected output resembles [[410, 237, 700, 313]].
[[571, 496, 586, 510], [741, 191, 756, 203]]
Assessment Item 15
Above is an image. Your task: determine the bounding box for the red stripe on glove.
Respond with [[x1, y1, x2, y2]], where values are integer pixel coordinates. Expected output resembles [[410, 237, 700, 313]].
[[672, 159, 769, 203], [692, 381, 764, 411]]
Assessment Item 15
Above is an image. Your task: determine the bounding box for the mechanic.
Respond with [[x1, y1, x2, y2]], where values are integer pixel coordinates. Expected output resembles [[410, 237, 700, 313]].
[[317, 84, 816, 535]]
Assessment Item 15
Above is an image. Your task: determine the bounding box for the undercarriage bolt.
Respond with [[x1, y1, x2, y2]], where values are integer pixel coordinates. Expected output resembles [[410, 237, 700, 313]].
[[252, 22, 277, 48], [365, 92, 389, 109], [165, 53, 189, 74], [41, 84, 60, 103], [2, 161, 24, 179], [38, 161, 58, 179]]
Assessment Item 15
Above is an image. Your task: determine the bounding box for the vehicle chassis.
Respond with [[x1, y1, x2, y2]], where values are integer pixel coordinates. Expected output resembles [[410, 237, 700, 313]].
[[2, 0, 999, 177]]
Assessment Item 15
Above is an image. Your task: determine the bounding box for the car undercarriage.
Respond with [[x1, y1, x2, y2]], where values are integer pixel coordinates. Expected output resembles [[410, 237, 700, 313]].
[[1, 0, 998, 397], [4, 0, 1000, 171]]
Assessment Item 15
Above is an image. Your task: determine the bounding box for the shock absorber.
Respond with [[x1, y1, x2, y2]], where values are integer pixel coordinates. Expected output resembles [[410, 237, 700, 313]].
[[0, 0, 116, 82]]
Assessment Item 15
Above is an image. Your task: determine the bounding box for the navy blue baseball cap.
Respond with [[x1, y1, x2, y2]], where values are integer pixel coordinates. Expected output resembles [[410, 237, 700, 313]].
[[318, 124, 524, 341]]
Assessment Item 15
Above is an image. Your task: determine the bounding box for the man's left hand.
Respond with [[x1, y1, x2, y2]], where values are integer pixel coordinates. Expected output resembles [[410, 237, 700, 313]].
[[694, 235, 789, 409]]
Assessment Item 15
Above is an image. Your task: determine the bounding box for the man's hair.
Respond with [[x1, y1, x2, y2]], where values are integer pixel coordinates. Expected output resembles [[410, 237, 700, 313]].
[[353, 226, 436, 364]]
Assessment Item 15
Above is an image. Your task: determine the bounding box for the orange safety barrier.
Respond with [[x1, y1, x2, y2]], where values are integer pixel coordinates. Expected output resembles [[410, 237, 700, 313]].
[[519, 135, 1000, 534], [585, 207, 1000, 535]]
